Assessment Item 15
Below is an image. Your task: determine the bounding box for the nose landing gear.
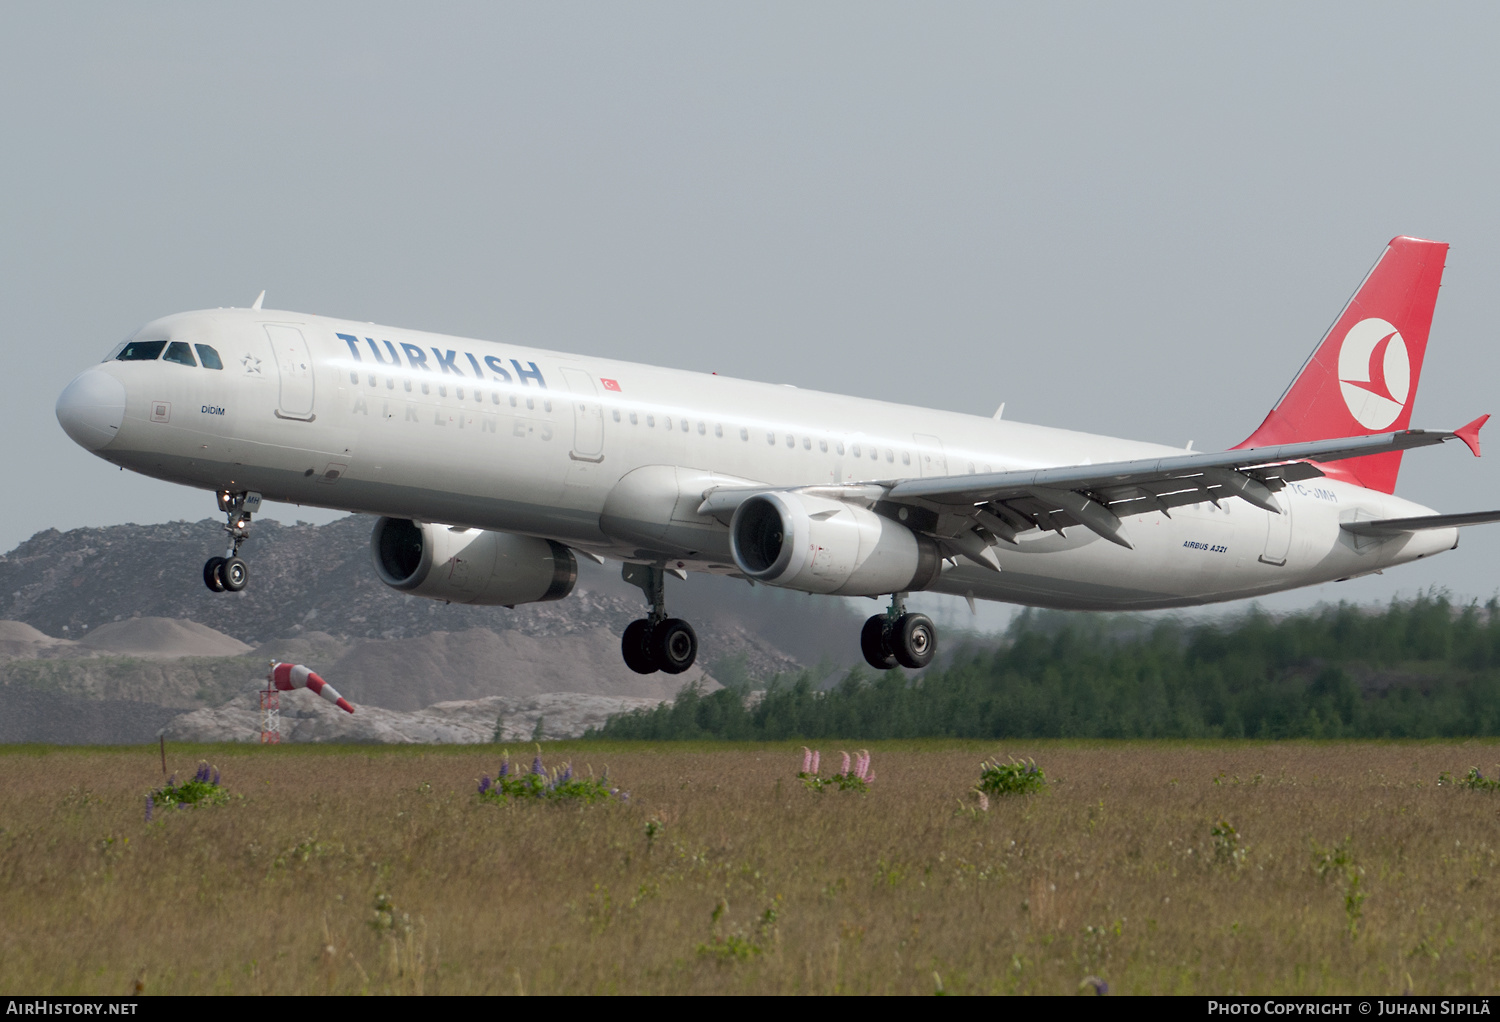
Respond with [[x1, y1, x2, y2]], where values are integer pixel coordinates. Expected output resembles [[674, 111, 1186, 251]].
[[619, 563, 699, 675], [861, 592, 937, 671], [203, 490, 260, 593]]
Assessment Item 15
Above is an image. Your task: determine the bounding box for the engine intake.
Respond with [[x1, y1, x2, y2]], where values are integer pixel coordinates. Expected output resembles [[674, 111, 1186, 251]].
[[729, 492, 940, 596], [370, 518, 577, 606]]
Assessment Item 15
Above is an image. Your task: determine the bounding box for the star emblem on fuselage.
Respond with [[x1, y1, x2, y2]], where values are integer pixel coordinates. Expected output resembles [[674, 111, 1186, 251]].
[[241, 354, 262, 375]]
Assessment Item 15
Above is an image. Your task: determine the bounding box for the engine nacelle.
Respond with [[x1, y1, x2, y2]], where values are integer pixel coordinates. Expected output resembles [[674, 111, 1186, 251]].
[[370, 518, 577, 606], [729, 492, 941, 596]]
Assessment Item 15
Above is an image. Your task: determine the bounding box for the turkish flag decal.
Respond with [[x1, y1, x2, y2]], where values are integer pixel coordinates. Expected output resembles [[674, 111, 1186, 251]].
[[601, 378, 621, 391]]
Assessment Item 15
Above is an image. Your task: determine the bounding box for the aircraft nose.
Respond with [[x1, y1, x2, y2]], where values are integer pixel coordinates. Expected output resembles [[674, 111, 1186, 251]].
[[56, 368, 127, 451]]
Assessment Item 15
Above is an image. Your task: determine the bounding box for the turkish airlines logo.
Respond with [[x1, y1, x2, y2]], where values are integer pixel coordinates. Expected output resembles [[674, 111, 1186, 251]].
[[1338, 317, 1410, 430]]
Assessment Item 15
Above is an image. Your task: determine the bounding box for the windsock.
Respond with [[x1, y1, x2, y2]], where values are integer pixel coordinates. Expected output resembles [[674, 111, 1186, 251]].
[[268, 662, 355, 713]]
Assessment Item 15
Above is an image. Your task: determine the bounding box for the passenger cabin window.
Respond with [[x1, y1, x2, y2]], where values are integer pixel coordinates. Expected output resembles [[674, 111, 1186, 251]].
[[116, 340, 167, 361], [194, 344, 223, 370], [162, 341, 196, 367], [740, 427, 748, 441], [715, 424, 723, 438], [612, 410, 621, 422], [630, 412, 638, 425]]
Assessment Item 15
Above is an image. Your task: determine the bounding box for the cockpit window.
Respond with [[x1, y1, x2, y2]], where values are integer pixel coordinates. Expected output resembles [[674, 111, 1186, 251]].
[[163, 341, 197, 367], [195, 344, 223, 370], [116, 340, 167, 361]]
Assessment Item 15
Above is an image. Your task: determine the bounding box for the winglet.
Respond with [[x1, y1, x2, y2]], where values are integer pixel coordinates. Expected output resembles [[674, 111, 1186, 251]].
[[251, 290, 266, 310], [1455, 414, 1489, 457]]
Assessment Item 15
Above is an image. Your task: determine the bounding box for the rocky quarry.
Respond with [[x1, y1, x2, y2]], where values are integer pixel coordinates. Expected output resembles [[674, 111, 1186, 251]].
[[0, 515, 862, 743]]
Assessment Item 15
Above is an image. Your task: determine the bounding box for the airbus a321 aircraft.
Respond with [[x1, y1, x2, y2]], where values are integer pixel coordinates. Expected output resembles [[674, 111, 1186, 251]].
[[54, 236, 1500, 676]]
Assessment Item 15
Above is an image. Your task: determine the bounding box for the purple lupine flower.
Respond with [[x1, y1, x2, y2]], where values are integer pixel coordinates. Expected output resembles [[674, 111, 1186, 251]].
[[211, 767, 220, 786], [532, 754, 545, 776], [168, 773, 177, 786], [839, 751, 851, 777], [144, 794, 154, 822], [559, 764, 572, 784], [499, 755, 510, 777], [801, 747, 813, 774], [810, 751, 820, 775], [479, 776, 491, 794]]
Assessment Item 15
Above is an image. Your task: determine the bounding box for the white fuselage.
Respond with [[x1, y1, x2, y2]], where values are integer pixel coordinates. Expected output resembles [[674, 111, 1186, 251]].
[[61, 308, 1458, 610]]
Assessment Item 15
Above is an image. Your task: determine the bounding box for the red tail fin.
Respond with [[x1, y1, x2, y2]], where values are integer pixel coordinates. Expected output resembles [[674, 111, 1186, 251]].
[[1235, 236, 1448, 493]]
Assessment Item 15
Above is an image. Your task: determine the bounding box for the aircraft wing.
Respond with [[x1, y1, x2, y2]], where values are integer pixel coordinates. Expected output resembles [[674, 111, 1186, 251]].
[[697, 419, 1487, 566], [699, 417, 1488, 570], [881, 421, 1487, 551]]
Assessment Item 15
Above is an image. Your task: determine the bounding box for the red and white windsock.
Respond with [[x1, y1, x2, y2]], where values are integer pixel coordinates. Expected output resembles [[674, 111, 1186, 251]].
[[268, 662, 355, 714]]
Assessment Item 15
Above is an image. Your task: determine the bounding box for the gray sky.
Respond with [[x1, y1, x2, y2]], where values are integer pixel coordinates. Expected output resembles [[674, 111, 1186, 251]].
[[5, 2, 1500, 623]]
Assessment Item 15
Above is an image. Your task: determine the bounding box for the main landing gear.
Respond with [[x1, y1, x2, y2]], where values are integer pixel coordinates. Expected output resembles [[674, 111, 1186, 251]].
[[203, 490, 261, 594], [861, 593, 937, 671], [620, 563, 698, 675]]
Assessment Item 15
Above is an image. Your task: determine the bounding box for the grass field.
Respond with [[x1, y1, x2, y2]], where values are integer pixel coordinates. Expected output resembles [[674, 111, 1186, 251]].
[[2, 740, 1499, 995]]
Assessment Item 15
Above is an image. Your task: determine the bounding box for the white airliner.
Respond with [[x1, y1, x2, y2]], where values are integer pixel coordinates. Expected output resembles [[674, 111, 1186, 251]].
[[55, 237, 1500, 675]]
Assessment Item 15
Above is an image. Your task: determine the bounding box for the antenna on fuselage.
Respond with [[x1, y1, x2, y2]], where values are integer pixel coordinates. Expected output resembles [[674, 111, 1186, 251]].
[[251, 290, 266, 310]]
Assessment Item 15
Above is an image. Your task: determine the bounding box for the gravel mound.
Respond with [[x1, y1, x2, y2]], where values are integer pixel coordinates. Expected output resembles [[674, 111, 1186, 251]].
[[161, 689, 668, 743], [77, 617, 254, 658]]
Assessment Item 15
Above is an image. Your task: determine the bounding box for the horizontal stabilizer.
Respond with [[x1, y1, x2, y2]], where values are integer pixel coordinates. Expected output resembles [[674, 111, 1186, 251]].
[[1341, 509, 1500, 537]]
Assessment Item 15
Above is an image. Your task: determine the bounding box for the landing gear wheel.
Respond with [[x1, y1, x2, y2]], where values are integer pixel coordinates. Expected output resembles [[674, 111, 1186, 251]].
[[893, 612, 937, 669], [651, 618, 698, 675], [861, 615, 898, 670], [622, 619, 658, 675], [221, 556, 249, 592], [203, 557, 227, 593]]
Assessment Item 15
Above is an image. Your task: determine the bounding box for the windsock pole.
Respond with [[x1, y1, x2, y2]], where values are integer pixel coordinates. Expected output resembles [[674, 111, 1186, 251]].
[[268, 662, 356, 714]]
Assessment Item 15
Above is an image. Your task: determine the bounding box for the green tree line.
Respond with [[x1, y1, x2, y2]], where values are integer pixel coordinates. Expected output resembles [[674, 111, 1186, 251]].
[[589, 594, 1500, 740]]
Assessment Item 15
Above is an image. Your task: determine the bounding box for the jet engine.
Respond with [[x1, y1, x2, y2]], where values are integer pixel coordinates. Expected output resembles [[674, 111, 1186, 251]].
[[729, 492, 941, 596], [370, 518, 577, 606]]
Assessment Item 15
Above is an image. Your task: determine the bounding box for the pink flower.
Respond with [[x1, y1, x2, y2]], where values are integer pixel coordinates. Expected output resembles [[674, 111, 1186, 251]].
[[977, 791, 990, 812], [840, 751, 851, 776], [854, 750, 875, 783], [801, 747, 813, 774], [810, 750, 820, 775]]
